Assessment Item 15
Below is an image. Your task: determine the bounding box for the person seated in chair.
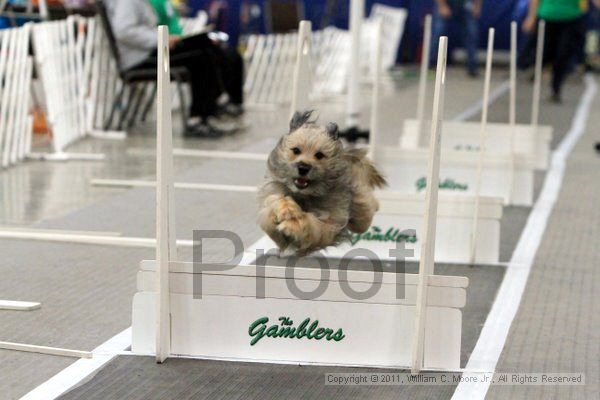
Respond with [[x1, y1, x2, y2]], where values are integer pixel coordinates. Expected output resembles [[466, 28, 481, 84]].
[[107, 0, 244, 137]]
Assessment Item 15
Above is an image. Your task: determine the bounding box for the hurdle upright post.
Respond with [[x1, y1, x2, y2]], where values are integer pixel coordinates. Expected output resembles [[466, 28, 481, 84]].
[[411, 36, 447, 374], [508, 21, 518, 202], [531, 20, 545, 127], [416, 14, 432, 146], [367, 19, 383, 161], [469, 28, 494, 264], [155, 26, 176, 364], [346, 0, 364, 128], [290, 20, 312, 117]]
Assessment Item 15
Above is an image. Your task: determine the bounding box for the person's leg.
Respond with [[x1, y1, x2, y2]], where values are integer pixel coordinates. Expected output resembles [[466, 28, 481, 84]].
[[550, 19, 580, 99], [429, 7, 449, 67], [463, 6, 479, 75], [222, 47, 244, 106], [169, 46, 223, 120]]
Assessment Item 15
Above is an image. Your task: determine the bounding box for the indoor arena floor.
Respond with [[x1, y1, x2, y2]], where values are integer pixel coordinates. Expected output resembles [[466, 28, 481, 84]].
[[0, 67, 598, 400]]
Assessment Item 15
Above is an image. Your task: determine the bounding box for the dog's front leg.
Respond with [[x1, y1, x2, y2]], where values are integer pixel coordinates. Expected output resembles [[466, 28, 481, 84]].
[[278, 212, 342, 254], [258, 195, 304, 252]]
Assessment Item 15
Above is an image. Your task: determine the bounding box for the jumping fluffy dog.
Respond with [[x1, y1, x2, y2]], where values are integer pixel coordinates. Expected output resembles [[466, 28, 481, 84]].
[[258, 111, 387, 256]]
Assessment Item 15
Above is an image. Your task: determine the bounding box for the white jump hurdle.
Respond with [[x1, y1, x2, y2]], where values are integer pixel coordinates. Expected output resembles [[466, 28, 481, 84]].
[[373, 27, 536, 206], [401, 20, 553, 172], [132, 28, 468, 372], [0, 24, 33, 168]]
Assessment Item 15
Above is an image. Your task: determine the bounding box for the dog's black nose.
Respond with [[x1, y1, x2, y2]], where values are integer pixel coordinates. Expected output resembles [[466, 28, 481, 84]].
[[297, 162, 312, 176]]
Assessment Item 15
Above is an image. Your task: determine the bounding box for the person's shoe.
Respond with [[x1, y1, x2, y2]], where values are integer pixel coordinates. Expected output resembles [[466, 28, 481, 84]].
[[549, 92, 562, 104], [208, 115, 250, 132], [184, 123, 223, 139], [467, 69, 479, 78], [220, 103, 244, 118], [594, 142, 600, 153], [206, 116, 240, 133]]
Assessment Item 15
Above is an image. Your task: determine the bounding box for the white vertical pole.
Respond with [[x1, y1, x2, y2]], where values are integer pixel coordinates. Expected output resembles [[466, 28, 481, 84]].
[[415, 14, 432, 146], [346, 0, 364, 128], [38, 0, 48, 20], [509, 22, 517, 127], [411, 36, 447, 374], [368, 19, 383, 161], [531, 20, 545, 126], [507, 22, 518, 203], [290, 21, 312, 118], [155, 26, 175, 364], [469, 28, 494, 264]]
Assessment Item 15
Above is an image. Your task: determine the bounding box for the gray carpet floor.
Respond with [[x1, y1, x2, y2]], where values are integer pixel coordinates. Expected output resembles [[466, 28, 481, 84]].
[[0, 68, 592, 400], [487, 77, 600, 400]]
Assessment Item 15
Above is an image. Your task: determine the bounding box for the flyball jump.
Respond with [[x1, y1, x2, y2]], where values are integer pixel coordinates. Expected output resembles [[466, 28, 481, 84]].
[[132, 27, 469, 373], [400, 19, 553, 171]]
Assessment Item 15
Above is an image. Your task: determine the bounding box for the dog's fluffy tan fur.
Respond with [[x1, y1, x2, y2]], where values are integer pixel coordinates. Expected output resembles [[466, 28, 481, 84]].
[[258, 111, 387, 256]]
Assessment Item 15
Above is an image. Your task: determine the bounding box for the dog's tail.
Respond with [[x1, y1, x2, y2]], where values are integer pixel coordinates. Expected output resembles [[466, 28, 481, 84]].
[[345, 148, 388, 189]]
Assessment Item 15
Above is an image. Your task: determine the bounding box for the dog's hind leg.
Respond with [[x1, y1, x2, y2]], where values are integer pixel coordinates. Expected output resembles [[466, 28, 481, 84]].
[[348, 191, 379, 234]]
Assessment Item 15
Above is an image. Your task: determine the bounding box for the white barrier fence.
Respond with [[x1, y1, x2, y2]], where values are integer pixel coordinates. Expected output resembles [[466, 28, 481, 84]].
[[85, 16, 121, 137], [243, 3, 407, 107], [0, 24, 33, 168], [30, 16, 118, 160]]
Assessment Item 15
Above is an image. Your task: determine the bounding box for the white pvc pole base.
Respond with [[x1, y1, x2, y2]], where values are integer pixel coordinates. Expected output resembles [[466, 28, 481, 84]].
[[0, 229, 193, 248], [0, 300, 41, 311], [91, 179, 258, 193], [0, 341, 91, 359], [89, 130, 127, 140], [27, 152, 106, 162], [127, 147, 268, 161]]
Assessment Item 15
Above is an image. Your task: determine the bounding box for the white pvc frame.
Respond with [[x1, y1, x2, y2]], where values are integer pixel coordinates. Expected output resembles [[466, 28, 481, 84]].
[[149, 27, 462, 371]]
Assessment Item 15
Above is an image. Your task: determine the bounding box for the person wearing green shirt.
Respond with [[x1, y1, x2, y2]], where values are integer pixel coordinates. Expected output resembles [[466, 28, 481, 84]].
[[523, 0, 587, 102], [148, 0, 183, 36]]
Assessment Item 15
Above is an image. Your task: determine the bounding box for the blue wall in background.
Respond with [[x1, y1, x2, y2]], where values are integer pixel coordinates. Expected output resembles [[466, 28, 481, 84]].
[[190, 0, 524, 63]]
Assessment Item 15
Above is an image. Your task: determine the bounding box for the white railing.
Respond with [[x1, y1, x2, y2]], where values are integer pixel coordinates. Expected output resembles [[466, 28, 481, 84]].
[[243, 3, 407, 107], [0, 24, 33, 168]]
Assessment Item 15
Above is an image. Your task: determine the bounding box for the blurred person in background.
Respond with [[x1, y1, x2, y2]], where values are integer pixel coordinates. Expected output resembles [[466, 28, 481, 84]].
[[430, 0, 483, 77], [521, 0, 588, 103], [106, 0, 243, 137]]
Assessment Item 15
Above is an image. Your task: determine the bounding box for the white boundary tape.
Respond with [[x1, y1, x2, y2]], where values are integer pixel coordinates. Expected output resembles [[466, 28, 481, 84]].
[[452, 74, 597, 400], [19, 328, 132, 400]]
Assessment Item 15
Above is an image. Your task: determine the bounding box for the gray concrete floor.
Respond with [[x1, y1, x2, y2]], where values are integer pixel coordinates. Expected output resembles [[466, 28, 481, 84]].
[[0, 67, 596, 400]]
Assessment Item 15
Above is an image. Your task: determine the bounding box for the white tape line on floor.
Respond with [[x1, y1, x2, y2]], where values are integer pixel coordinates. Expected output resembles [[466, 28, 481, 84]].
[[452, 74, 597, 400], [19, 328, 131, 400], [451, 80, 510, 122]]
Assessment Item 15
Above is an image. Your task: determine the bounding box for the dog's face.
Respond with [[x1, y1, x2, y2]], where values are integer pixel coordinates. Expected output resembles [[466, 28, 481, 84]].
[[267, 111, 346, 196]]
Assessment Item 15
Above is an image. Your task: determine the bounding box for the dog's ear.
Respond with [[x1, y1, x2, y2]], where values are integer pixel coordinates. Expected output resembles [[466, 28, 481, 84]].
[[289, 110, 314, 133], [326, 122, 339, 140]]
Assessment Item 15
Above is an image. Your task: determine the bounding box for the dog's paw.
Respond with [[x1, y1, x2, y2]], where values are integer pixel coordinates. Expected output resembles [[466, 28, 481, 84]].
[[275, 197, 303, 223], [279, 245, 299, 258], [276, 218, 307, 243]]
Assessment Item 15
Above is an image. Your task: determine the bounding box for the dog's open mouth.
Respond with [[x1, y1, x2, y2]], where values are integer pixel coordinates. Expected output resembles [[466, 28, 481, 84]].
[[294, 178, 310, 189]]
